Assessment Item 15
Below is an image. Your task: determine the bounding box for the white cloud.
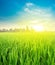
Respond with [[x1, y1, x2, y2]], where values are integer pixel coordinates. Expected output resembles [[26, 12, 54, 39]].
[[26, 2, 34, 7], [24, 8, 31, 13], [24, 3, 52, 19], [24, 7, 52, 18]]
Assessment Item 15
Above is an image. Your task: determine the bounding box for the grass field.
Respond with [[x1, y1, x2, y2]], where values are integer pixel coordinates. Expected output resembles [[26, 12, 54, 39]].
[[0, 32, 55, 65]]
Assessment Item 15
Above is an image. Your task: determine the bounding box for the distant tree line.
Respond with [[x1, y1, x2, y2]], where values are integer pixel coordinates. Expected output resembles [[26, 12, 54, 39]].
[[0, 26, 32, 32]]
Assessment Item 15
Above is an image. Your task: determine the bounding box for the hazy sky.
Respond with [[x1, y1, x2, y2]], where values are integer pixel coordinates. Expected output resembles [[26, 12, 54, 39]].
[[0, 0, 55, 30]]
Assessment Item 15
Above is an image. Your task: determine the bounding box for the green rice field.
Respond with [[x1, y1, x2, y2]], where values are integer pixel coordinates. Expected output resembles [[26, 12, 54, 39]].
[[0, 32, 55, 65]]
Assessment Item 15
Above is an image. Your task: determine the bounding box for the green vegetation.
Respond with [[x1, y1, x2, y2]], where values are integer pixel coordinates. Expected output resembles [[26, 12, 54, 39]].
[[0, 32, 55, 65]]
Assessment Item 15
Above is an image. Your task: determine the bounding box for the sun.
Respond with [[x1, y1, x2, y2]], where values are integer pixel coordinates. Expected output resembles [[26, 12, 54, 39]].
[[32, 25, 44, 32]]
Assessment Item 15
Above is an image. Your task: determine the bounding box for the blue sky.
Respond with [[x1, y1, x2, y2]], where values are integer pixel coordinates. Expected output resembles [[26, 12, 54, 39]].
[[0, 0, 55, 31], [0, 0, 55, 19]]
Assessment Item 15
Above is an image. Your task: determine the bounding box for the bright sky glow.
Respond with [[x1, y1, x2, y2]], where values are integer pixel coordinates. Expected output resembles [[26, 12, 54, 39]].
[[31, 25, 44, 31]]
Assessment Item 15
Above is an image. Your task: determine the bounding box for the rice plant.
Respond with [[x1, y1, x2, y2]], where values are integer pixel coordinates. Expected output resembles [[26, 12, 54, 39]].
[[0, 32, 55, 65]]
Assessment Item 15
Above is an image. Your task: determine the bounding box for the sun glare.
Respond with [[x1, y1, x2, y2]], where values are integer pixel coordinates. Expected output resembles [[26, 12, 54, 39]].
[[32, 25, 44, 32]]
